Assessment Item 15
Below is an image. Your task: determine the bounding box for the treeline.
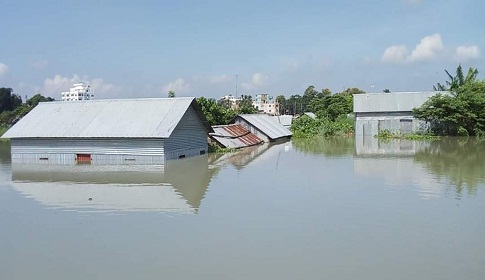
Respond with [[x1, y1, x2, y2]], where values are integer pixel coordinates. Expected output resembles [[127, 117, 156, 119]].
[[0, 87, 54, 127], [278, 86, 365, 138], [414, 65, 485, 137], [196, 95, 258, 126]]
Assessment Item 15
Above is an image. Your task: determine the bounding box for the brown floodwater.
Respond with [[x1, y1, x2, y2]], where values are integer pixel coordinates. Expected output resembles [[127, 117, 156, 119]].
[[0, 137, 484, 280]]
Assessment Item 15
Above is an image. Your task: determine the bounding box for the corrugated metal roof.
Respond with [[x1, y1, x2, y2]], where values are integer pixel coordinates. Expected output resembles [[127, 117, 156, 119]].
[[2, 97, 211, 139], [353, 92, 447, 113], [235, 114, 292, 140], [210, 124, 263, 149], [271, 115, 293, 127]]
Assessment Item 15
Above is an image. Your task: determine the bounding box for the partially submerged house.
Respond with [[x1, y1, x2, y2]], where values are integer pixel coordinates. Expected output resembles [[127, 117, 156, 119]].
[[232, 114, 292, 142], [271, 115, 293, 128], [353, 92, 444, 136], [209, 124, 263, 149], [2, 98, 213, 165]]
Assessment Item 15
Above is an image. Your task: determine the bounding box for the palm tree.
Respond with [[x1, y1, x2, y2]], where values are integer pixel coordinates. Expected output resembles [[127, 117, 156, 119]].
[[434, 64, 479, 91]]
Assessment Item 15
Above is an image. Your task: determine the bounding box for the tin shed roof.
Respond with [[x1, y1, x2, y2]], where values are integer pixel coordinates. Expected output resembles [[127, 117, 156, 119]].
[[235, 114, 292, 140], [353, 92, 447, 113], [210, 124, 263, 149], [2, 97, 212, 139]]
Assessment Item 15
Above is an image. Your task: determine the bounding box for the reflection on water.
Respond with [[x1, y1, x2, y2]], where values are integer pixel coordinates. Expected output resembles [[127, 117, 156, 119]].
[[0, 138, 484, 279], [293, 137, 354, 157], [209, 142, 290, 170], [414, 137, 485, 197], [355, 136, 485, 198], [11, 155, 215, 214]]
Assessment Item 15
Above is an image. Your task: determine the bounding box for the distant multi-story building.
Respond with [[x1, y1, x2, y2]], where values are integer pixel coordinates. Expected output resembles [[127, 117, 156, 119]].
[[219, 94, 241, 109], [253, 93, 279, 115], [61, 82, 94, 101]]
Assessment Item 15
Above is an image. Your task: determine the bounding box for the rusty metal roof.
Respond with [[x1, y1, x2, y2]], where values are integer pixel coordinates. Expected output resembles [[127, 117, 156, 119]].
[[210, 124, 263, 149], [234, 114, 292, 140]]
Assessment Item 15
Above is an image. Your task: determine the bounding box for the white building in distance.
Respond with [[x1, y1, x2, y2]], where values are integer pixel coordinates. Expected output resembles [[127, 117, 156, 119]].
[[253, 93, 279, 115], [61, 82, 95, 101], [219, 94, 241, 109]]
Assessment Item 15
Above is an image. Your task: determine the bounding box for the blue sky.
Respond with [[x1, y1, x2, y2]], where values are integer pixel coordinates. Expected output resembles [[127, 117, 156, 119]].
[[1, 0, 484, 100]]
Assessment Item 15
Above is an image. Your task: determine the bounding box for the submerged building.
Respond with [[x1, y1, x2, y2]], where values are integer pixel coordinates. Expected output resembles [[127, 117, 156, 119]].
[[232, 114, 292, 142], [353, 91, 445, 136], [2, 97, 212, 165]]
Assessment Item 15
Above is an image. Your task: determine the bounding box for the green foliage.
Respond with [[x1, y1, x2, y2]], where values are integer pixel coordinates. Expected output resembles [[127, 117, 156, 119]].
[[196, 97, 236, 126], [291, 115, 354, 138], [434, 64, 479, 91], [236, 95, 258, 114], [208, 141, 236, 153], [0, 88, 22, 114], [167, 90, 175, 98], [375, 129, 439, 140], [26, 93, 55, 107], [0, 92, 55, 127], [414, 80, 485, 136]]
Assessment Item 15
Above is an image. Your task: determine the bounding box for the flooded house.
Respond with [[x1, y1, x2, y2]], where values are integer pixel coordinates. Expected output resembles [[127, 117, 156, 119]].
[[232, 114, 292, 142], [209, 124, 263, 149], [353, 91, 445, 136], [1, 97, 213, 165]]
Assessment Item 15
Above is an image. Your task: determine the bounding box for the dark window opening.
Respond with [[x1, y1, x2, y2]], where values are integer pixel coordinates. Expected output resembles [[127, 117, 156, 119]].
[[76, 154, 92, 164], [39, 157, 49, 161], [178, 154, 186, 159], [200, 150, 206, 155]]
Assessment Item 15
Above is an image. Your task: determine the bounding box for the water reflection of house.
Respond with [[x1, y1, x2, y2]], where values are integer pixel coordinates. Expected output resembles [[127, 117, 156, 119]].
[[11, 155, 215, 213], [209, 142, 290, 170], [355, 136, 431, 156], [354, 136, 442, 199], [2, 98, 213, 165], [353, 92, 445, 136]]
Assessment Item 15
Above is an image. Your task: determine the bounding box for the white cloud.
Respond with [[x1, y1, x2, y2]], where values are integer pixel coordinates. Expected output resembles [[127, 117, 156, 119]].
[[30, 59, 49, 70], [210, 74, 232, 84], [381, 45, 408, 64], [454, 45, 481, 62], [162, 78, 190, 94], [0, 63, 9, 77], [408, 33, 443, 62], [241, 72, 269, 91], [381, 33, 444, 64], [41, 74, 120, 99]]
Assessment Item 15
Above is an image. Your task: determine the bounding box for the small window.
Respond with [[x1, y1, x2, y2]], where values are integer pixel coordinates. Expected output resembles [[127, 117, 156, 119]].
[[76, 154, 92, 164], [178, 154, 186, 159], [200, 150, 206, 155]]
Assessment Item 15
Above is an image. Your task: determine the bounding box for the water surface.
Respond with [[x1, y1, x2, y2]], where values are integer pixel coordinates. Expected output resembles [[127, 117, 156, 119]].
[[0, 138, 484, 280]]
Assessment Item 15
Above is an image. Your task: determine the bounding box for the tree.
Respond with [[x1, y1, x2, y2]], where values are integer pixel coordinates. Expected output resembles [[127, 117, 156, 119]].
[[26, 93, 55, 107], [168, 90, 175, 98], [433, 64, 479, 91], [0, 88, 22, 114], [196, 97, 235, 126], [414, 80, 485, 136], [236, 95, 257, 114], [275, 95, 286, 115]]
